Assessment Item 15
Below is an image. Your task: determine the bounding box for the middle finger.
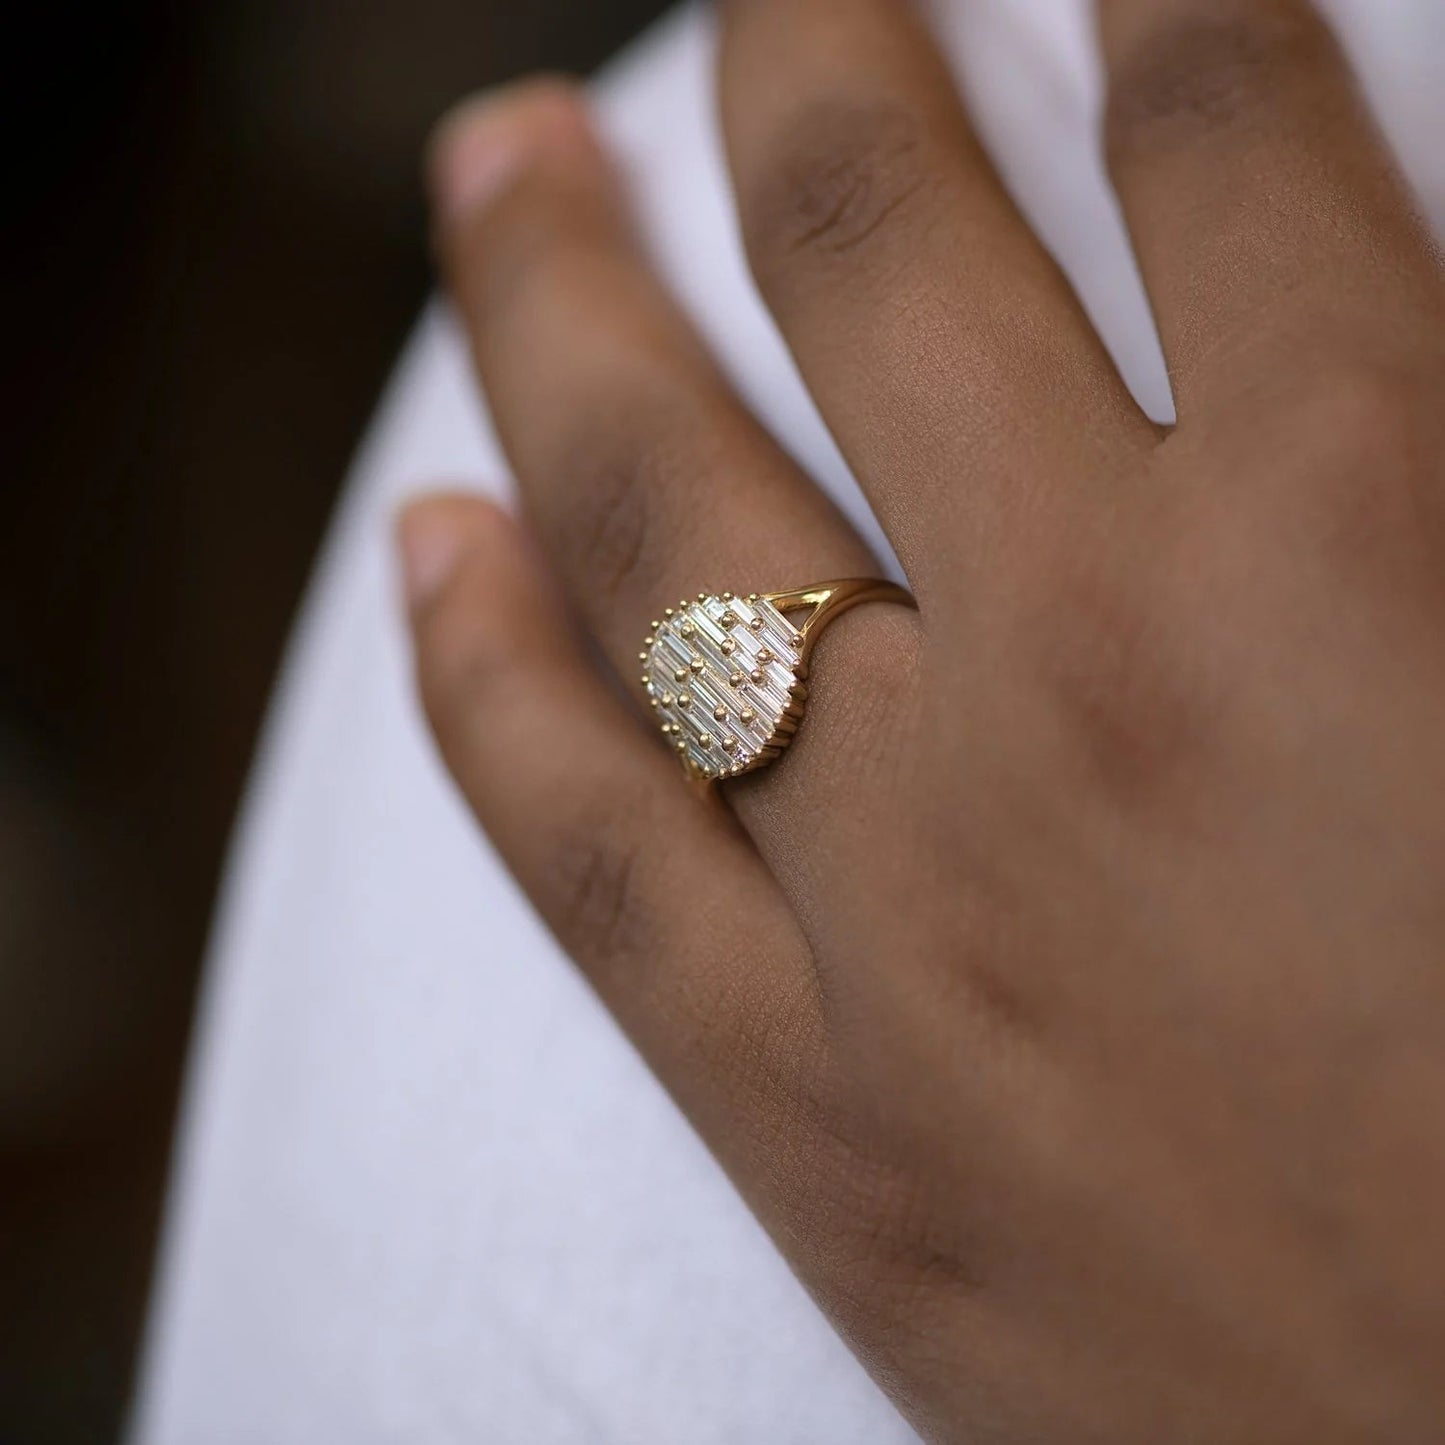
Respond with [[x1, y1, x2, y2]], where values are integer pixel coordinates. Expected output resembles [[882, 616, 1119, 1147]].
[[719, 0, 1159, 600]]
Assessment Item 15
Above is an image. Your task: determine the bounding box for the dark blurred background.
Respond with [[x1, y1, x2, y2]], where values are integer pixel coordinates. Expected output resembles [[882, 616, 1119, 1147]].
[[3, 3, 669, 1439]]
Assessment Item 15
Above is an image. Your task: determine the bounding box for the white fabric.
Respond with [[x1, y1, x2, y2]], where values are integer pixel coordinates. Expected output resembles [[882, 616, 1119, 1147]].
[[133, 2, 1445, 1440]]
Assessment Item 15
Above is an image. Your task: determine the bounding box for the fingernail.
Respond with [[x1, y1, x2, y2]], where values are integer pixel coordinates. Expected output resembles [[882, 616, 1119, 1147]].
[[428, 93, 529, 223], [397, 501, 466, 611]]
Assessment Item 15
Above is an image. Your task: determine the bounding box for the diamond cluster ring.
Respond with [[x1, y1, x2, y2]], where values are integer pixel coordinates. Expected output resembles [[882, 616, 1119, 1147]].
[[639, 580, 913, 781]]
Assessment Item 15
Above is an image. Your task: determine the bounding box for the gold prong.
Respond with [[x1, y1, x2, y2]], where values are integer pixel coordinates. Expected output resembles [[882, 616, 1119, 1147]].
[[673, 668, 689, 683], [661, 692, 676, 708], [729, 670, 745, 688], [714, 705, 727, 721], [721, 736, 737, 754], [790, 633, 804, 649], [721, 591, 734, 602], [690, 658, 705, 674], [699, 733, 713, 749], [749, 616, 764, 632], [664, 607, 675, 617], [747, 593, 759, 602], [720, 639, 736, 656], [740, 707, 756, 724], [697, 592, 708, 602], [638, 651, 648, 662], [678, 692, 691, 708], [757, 648, 774, 663], [750, 668, 764, 684]]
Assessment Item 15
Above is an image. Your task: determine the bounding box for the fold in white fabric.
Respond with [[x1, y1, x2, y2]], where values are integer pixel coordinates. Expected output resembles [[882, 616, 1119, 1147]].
[[133, 3, 1445, 1440]]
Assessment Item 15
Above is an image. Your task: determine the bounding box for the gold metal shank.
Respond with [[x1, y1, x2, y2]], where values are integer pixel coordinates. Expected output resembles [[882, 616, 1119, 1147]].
[[639, 578, 914, 784]]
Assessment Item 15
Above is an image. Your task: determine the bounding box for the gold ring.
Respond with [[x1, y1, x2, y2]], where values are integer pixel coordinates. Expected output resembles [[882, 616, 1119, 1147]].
[[639, 581, 914, 781]]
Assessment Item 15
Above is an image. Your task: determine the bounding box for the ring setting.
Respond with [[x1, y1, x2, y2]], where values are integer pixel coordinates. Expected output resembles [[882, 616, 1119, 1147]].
[[639, 580, 912, 781]]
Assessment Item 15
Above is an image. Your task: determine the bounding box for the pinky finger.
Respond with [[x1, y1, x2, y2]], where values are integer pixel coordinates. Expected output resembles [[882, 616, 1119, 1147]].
[[397, 493, 827, 1160]]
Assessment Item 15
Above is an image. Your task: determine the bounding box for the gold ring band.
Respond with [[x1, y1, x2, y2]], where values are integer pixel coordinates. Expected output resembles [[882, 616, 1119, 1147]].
[[639, 580, 914, 781]]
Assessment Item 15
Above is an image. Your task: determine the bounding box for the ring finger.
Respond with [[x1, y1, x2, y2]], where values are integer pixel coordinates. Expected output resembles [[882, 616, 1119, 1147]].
[[428, 80, 924, 886]]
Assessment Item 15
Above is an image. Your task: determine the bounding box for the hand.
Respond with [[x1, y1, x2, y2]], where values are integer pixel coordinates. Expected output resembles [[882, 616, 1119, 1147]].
[[398, 2, 1445, 1439]]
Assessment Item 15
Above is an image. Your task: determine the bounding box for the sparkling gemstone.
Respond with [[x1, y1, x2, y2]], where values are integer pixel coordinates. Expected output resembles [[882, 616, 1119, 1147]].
[[642, 593, 802, 777]]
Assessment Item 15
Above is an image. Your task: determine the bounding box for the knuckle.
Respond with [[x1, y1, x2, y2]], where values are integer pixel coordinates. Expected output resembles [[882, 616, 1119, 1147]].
[[1105, 3, 1326, 165], [1023, 546, 1219, 813], [1289, 361, 1430, 470], [742, 96, 934, 295], [814, 1142, 989, 1368], [544, 385, 715, 606], [1256, 361, 1445, 581], [552, 423, 656, 602], [691, 969, 835, 1149], [547, 805, 655, 967], [932, 908, 1040, 1047]]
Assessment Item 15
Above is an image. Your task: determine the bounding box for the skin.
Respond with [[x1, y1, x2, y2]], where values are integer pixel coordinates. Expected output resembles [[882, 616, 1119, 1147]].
[[398, 2, 1445, 1439]]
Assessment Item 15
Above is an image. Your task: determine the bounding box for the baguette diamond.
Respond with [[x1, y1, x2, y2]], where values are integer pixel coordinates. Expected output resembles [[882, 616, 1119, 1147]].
[[641, 593, 803, 779]]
